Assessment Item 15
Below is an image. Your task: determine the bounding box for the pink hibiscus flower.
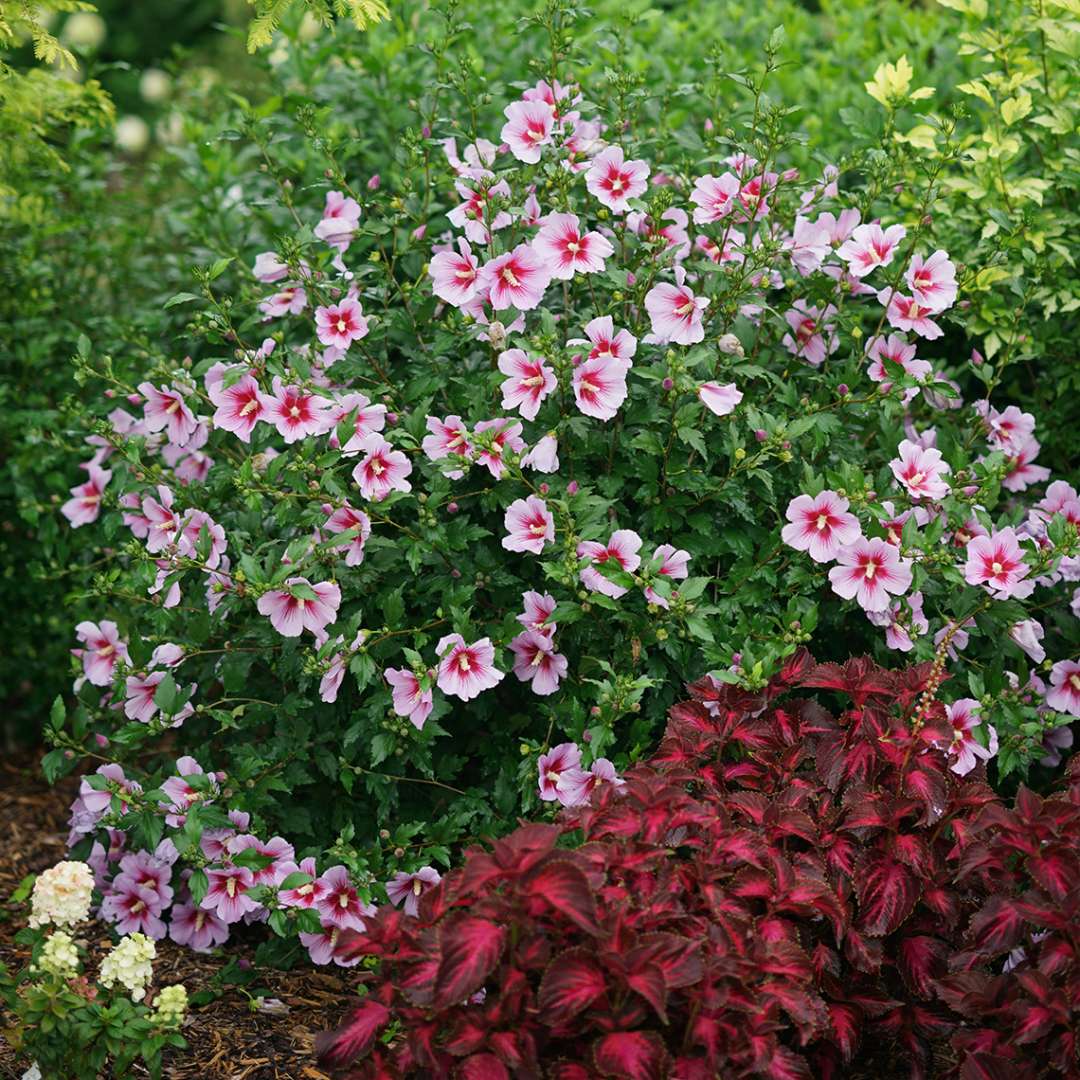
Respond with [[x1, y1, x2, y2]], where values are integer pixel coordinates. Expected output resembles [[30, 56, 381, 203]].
[[383, 668, 434, 730], [945, 698, 998, 776], [473, 418, 525, 479], [352, 435, 412, 501], [316, 866, 371, 932], [573, 354, 631, 421], [532, 212, 614, 279], [253, 251, 288, 283], [781, 491, 861, 563], [1003, 437, 1051, 493], [880, 291, 944, 340], [201, 866, 261, 924], [521, 433, 560, 473], [502, 495, 555, 555], [323, 503, 371, 566], [890, 439, 951, 501], [260, 285, 307, 318], [782, 301, 838, 366], [436, 634, 504, 701], [313, 191, 361, 250], [256, 577, 341, 638], [699, 382, 743, 417], [137, 382, 198, 447], [264, 377, 333, 444], [421, 414, 472, 467], [865, 334, 932, 387], [517, 590, 557, 638], [644, 267, 708, 346], [905, 250, 957, 312], [786, 215, 833, 276], [498, 349, 557, 421], [570, 315, 637, 362], [643, 544, 691, 608], [555, 758, 625, 806], [689, 171, 740, 223], [1009, 619, 1046, 664], [208, 372, 270, 442], [331, 392, 388, 454], [509, 630, 568, 696], [577, 529, 642, 598], [73, 620, 130, 687], [500, 99, 555, 163], [585, 146, 650, 214], [537, 742, 586, 802], [836, 222, 906, 277], [1046, 660, 1080, 717], [62, 465, 111, 528], [963, 528, 1034, 599], [385, 867, 442, 917], [867, 591, 928, 653], [169, 902, 229, 953], [278, 857, 329, 910], [315, 298, 369, 350], [828, 537, 913, 612], [476, 244, 552, 311], [429, 239, 479, 307]]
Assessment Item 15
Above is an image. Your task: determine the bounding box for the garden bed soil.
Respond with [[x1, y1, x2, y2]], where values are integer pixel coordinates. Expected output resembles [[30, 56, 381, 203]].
[[0, 752, 343, 1080]]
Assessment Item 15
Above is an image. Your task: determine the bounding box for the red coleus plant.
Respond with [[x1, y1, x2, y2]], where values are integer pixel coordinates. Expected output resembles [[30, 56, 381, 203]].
[[318, 651, 1080, 1079]]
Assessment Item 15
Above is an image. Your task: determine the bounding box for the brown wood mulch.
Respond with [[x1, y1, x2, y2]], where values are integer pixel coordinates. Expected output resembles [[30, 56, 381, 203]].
[[0, 752, 346, 1080]]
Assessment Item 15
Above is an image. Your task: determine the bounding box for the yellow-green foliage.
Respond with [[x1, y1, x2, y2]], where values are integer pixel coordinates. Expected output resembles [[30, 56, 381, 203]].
[[245, 0, 390, 52]]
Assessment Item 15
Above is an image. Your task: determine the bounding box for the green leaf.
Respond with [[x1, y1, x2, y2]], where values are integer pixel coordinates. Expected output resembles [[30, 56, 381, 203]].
[[164, 292, 201, 309], [153, 674, 178, 714]]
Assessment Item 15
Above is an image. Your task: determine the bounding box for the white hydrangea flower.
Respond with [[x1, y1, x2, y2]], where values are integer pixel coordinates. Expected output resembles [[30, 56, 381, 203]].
[[151, 984, 188, 1027], [99, 933, 156, 1002], [33, 931, 81, 979], [28, 861, 94, 929]]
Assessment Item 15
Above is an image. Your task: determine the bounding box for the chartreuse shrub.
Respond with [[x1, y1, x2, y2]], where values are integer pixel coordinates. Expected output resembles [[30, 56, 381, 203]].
[[29, 0, 1080, 984], [318, 653, 1080, 1079]]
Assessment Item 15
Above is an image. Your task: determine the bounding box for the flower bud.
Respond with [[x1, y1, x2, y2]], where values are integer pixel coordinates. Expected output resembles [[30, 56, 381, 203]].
[[567, 480, 579, 495], [837, 383, 849, 396], [718, 333, 743, 357], [754, 428, 767, 442], [367, 174, 381, 190], [539, 482, 549, 495], [446, 501, 459, 514], [662, 377, 674, 391]]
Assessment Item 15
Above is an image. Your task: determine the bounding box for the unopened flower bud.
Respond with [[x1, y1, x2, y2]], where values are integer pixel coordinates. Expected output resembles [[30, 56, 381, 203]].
[[539, 482, 549, 495], [662, 377, 674, 391], [367, 174, 381, 190], [971, 349, 984, 366], [446, 501, 459, 514], [567, 480, 579, 495], [487, 321, 507, 349], [386, 412, 398, 425], [94, 733, 109, 748], [837, 383, 849, 396], [754, 428, 767, 442]]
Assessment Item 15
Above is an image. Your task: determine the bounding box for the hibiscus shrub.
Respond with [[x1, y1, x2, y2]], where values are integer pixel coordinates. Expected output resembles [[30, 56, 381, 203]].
[[319, 651, 1080, 1079], [42, 0, 1080, 972]]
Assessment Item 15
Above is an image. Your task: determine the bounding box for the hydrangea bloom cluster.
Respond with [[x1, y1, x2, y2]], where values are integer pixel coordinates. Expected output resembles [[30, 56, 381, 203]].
[[98, 933, 157, 1002], [29, 861, 94, 929], [35, 930, 81, 979]]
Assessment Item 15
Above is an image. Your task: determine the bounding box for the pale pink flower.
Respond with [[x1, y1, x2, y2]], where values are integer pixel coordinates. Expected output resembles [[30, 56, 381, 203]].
[[865, 334, 932, 387], [62, 465, 111, 528], [160, 756, 217, 828], [1003, 437, 1051, 493], [517, 590, 557, 638], [316, 866, 370, 932], [644, 267, 708, 346], [814, 208, 861, 245], [964, 529, 1033, 599], [836, 222, 906, 277], [1046, 660, 1080, 717], [141, 486, 180, 553], [782, 301, 838, 366], [1009, 619, 1046, 664], [537, 742, 585, 802], [828, 537, 913, 612], [945, 698, 997, 776], [473, 418, 525, 479], [384, 668, 434, 730], [320, 644, 349, 705], [300, 924, 364, 967], [573, 354, 631, 421], [208, 372, 270, 442], [436, 634, 504, 701], [785, 215, 832, 275], [905, 250, 957, 312], [260, 285, 307, 318], [332, 392, 388, 454], [257, 577, 341, 638], [585, 146, 650, 213], [890, 439, 951, 501], [509, 630, 568, 696], [202, 866, 260, 924], [352, 435, 412, 501], [422, 415, 472, 472], [385, 867, 441, 917], [644, 544, 690, 608], [313, 191, 361, 250], [264, 377, 333, 443], [1038, 480, 1080, 518], [570, 316, 637, 362], [138, 383, 198, 447], [428, 239, 479, 307], [323, 504, 371, 566], [448, 179, 513, 246], [169, 902, 229, 952], [315, 298, 368, 349], [500, 99, 555, 163], [980, 403, 1035, 455], [503, 495, 554, 555], [555, 758, 625, 806], [74, 620, 129, 687], [533, 212, 614, 279], [279, 857, 329, 910], [699, 382, 743, 417], [867, 591, 928, 653], [227, 834, 295, 888], [577, 529, 642, 598], [521, 433, 560, 472], [781, 491, 861, 563], [124, 671, 167, 724], [498, 349, 557, 420], [476, 244, 552, 311], [695, 230, 745, 265], [880, 291, 943, 339], [689, 172, 740, 223], [101, 875, 167, 939], [441, 136, 497, 177], [253, 251, 288, 283]]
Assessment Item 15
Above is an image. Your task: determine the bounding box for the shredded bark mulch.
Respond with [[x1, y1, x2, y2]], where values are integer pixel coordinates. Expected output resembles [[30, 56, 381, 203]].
[[0, 752, 345, 1080]]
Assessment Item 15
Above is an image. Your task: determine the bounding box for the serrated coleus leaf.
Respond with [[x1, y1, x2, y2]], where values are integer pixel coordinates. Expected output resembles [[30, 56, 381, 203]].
[[591, 1031, 671, 1080], [316, 998, 390, 1066], [538, 948, 608, 1024], [432, 915, 506, 1009], [855, 853, 919, 936], [458, 1054, 510, 1080], [523, 857, 602, 936]]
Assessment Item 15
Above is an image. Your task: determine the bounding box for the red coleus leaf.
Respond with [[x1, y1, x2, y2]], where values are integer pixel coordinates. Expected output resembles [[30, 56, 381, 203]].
[[458, 1053, 510, 1080], [897, 934, 947, 997], [1026, 845, 1079, 901], [432, 915, 506, 1009], [959, 1053, 1029, 1080], [523, 856, 602, 936], [316, 998, 391, 1066], [967, 896, 1025, 954], [537, 947, 608, 1024], [761, 1044, 813, 1079], [827, 1002, 862, 1062], [625, 962, 668, 1023], [592, 1031, 671, 1080], [855, 853, 919, 936], [627, 932, 704, 989], [903, 762, 949, 823]]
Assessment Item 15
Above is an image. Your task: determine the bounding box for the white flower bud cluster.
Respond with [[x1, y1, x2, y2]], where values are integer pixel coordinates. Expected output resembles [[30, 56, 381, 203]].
[[99, 933, 156, 1002], [151, 984, 188, 1027], [34, 931, 80, 979], [28, 861, 94, 929]]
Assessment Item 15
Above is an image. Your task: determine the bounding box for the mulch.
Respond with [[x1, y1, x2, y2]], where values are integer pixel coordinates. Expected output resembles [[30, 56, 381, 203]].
[[0, 752, 347, 1080]]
